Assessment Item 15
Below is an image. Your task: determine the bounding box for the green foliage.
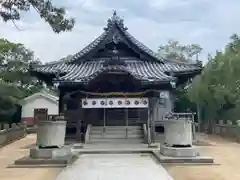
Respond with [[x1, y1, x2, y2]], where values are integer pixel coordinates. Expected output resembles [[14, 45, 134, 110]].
[[158, 39, 202, 62], [0, 38, 43, 122], [188, 34, 240, 123], [0, 0, 75, 33], [158, 39, 203, 114]]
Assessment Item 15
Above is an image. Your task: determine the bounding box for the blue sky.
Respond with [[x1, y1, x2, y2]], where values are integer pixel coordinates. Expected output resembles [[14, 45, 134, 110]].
[[1, 0, 240, 63]]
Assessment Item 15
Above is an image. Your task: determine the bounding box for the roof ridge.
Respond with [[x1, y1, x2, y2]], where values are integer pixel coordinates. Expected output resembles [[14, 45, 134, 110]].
[[160, 56, 202, 67], [35, 11, 164, 66]]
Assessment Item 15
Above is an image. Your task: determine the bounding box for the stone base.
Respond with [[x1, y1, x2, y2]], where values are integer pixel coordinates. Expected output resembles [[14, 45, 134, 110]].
[[30, 146, 72, 159], [12, 146, 76, 168], [153, 151, 214, 164], [160, 144, 199, 157], [12, 155, 77, 168], [72, 143, 84, 149]]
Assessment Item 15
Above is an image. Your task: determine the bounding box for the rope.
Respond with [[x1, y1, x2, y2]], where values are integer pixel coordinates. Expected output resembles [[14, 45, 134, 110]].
[[63, 89, 163, 98]]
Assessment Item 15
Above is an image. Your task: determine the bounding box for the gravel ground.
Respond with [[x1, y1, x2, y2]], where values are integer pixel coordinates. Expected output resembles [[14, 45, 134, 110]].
[[0, 134, 61, 180], [165, 134, 240, 180]]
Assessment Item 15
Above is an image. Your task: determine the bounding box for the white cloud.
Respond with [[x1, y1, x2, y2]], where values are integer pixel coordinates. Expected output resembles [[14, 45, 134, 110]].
[[1, 0, 240, 63]]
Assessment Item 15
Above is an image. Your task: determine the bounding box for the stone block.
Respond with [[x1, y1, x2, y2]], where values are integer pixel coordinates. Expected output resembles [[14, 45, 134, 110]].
[[30, 146, 72, 159], [3, 124, 9, 130], [227, 120, 232, 125], [236, 120, 240, 126], [160, 144, 199, 157], [0, 130, 7, 145], [214, 126, 220, 134], [218, 120, 224, 124], [11, 123, 17, 128]]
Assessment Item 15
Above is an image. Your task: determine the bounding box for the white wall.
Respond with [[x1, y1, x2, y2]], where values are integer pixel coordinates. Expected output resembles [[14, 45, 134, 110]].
[[21, 97, 59, 118]]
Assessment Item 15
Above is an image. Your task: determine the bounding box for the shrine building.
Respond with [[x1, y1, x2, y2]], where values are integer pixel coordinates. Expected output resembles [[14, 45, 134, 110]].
[[30, 11, 202, 144]]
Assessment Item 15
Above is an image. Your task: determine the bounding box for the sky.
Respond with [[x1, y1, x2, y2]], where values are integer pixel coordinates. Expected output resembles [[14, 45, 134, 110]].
[[1, 0, 240, 63]]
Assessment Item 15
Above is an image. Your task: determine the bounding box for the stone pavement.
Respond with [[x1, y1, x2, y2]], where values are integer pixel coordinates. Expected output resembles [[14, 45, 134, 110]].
[[0, 134, 61, 180], [56, 154, 173, 180]]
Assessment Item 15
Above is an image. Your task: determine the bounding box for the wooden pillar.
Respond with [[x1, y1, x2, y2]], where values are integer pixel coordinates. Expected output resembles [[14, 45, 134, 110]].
[[151, 99, 156, 143], [103, 108, 106, 133], [125, 108, 128, 138], [147, 100, 151, 145], [58, 90, 64, 114], [76, 118, 81, 142]]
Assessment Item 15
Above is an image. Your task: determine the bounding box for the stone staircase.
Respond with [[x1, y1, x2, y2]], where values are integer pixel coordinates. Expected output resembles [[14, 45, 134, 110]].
[[88, 126, 144, 144]]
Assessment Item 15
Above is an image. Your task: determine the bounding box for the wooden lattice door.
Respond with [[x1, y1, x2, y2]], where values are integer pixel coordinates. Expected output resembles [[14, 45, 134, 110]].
[[34, 108, 48, 124]]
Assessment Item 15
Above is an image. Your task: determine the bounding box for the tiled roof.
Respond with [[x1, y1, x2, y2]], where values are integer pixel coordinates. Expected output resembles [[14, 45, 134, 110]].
[[31, 11, 202, 85], [32, 60, 201, 84]]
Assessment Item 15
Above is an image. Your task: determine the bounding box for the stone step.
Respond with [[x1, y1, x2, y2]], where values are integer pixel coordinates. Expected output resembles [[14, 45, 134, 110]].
[[90, 134, 143, 139], [88, 139, 144, 144], [92, 126, 142, 130], [91, 130, 143, 134]]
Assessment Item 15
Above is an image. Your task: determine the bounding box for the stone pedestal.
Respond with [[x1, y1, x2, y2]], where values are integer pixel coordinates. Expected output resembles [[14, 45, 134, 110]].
[[37, 121, 66, 148], [30, 146, 71, 159], [163, 118, 192, 147], [160, 144, 199, 157]]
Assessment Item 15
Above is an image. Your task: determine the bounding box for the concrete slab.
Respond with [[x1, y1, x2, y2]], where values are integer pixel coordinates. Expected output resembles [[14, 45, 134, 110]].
[[56, 154, 174, 180]]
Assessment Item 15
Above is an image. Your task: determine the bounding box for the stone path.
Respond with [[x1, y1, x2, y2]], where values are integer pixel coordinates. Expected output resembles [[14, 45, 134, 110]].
[[56, 154, 173, 180]]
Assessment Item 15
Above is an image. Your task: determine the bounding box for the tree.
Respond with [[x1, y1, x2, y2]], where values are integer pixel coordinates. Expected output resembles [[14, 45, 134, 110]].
[[188, 34, 240, 132], [0, 38, 42, 122], [0, 0, 75, 33], [158, 39, 202, 62], [158, 40, 203, 112]]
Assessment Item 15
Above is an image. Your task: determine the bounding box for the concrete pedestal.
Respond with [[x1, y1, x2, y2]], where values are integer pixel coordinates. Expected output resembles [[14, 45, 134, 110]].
[[13, 146, 75, 167], [30, 146, 71, 159], [37, 121, 66, 148], [160, 144, 199, 157], [163, 118, 192, 147]]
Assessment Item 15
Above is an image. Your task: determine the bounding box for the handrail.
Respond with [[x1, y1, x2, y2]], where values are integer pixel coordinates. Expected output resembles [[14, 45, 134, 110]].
[[142, 124, 148, 144], [84, 124, 92, 143]]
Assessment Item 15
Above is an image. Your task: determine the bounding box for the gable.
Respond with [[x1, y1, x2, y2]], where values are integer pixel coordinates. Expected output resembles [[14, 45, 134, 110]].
[[21, 92, 58, 106]]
